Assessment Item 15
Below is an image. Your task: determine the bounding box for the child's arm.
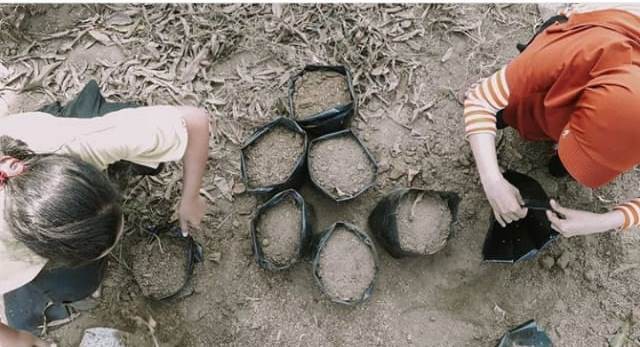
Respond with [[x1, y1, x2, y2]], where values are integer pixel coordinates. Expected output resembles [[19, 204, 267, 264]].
[[465, 66, 527, 226], [0, 323, 51, 347], [56, 105, 213, 233], [178, 108, 212, 234]]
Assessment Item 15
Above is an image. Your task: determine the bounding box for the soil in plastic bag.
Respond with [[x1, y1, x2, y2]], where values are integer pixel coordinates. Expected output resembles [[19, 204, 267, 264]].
[[244, 124, 305, 188], [315, 224, 376, 304], [309, 131, 376, 200], [256, 194, 303, 266], [369, 188, 460, 258], [251, 189, 313, 271], [130, 235, 190, 300], [293, 70, 351, 120], [396, 191, 452, 255]]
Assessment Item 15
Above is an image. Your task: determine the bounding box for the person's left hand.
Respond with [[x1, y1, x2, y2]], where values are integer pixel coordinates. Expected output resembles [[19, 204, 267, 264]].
[[545, 200, 624, 237], [178, 195, 206, 236]]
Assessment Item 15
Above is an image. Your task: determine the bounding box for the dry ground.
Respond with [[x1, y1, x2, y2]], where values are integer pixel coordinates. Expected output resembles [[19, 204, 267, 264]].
[[1, 4, 640, 347]]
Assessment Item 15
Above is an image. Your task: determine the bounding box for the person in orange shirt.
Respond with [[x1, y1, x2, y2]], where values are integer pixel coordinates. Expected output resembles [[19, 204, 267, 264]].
[[466, 5, 640, 236]]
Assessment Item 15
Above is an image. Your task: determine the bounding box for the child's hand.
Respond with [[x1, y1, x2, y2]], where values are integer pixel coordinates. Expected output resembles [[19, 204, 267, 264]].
[[178, 195, 206, 235], [545, 200, 624, 237]]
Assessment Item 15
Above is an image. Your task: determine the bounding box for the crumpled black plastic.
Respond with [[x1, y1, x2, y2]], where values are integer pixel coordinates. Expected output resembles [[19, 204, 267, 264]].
[[497, 320, 553, 347]]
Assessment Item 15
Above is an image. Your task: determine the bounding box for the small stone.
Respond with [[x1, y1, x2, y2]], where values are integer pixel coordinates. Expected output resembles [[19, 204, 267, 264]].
[[389, 168, 405, 180], [243, 244, 254, 256], [233, 182, 246, 195], [429, 316, 436, 322], [232, 220, 240, 228], [378, 160, 390, 173], [262, 238, 270, 247], [556, 252, 572, 270], [584, 270, 596, 282], [209, 251, 222, 263], [540, 255, 555, 270]]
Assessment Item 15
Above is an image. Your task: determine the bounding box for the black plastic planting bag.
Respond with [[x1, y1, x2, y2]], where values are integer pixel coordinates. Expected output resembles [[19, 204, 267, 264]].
[[251, 189, 314, 271], [288, 65, 357, 136], [368, 188, 460, 258], [496, 320, 552, 347], [483, 171, 558, 263], [312, 222, 379, 306], [240, 117, 309, 195], [308, 129, 378, 202], [130, 226, 203, 301]]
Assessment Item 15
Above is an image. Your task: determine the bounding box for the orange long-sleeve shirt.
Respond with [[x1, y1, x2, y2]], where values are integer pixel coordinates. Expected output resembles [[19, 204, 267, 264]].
[[464, 9, 640, 230]]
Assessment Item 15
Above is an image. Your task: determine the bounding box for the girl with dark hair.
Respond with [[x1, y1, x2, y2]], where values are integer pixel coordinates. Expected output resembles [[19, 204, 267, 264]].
[[0, 105, 211, 346]]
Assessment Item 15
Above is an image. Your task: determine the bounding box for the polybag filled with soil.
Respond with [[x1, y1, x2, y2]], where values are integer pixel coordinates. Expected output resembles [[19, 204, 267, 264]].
[[308, 129, 377, 202], [241, 117, 308, 194], [312, 222, 378, 305], [130, 232, 199, 300], [369, 188, 460, 258], [288, 65, 356, 136], [251, 189, 314, 271]]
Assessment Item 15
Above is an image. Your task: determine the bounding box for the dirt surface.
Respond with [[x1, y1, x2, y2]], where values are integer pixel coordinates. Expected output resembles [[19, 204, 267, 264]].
[[2, 4, 640, 347], [309, 135, 376, 199], [293, 70, 351, 119], [317, 226, 377, 302], [130, 236, 189, 300], [244, 125, 305, 188], [256, 195, 302, 266], [397, 192, 453, 255]]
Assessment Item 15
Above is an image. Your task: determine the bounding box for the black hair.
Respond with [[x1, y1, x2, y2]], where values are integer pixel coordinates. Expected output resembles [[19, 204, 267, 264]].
[[0, 135, 123, 267]]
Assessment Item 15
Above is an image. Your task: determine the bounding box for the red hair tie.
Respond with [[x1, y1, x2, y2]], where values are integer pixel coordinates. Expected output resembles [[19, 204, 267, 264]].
[[0, 156, 27, 187]]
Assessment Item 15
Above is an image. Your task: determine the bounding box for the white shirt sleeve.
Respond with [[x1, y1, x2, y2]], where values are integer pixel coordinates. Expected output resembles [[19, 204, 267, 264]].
[[59, 106, 189, 171]]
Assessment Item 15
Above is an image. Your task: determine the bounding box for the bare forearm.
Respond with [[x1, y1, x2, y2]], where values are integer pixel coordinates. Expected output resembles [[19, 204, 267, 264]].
[[0, 322, 47, 347], [469, 133, 501, 185], [0, 322, 19, 346], [181, 108, 212, 200]]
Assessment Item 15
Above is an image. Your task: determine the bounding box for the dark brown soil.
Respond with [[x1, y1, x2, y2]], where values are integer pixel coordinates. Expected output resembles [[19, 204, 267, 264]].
[[317, 226, 376, 302], [130, 236, 189, 300], [256, 195, 302, 266], [309, 135, 376, 199], [293, 70, 351, 120], [244, 125, 305, 188], [396, 191, 452, 255]]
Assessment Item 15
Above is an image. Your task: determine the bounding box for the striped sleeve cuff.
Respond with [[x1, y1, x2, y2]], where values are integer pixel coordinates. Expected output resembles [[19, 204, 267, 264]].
[[614, 198, 640, 230], [463, 66, 510, 139]]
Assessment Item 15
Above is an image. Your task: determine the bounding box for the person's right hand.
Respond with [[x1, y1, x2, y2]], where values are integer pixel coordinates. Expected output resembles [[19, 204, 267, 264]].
[[482, 175, 528, 227]]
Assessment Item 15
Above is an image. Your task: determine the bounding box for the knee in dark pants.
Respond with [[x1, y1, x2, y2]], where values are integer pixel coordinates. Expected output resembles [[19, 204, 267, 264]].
[[3, 260, 106, 334]]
